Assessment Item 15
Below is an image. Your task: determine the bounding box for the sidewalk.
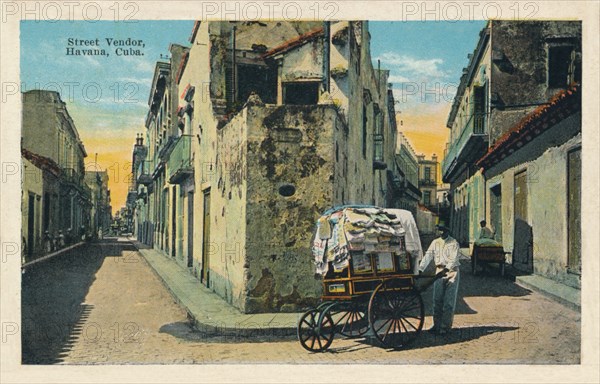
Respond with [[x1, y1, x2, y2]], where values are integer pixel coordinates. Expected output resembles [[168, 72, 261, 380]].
[[129, 239, 302, 338], [462, 247, 581, 311], [515, 274, 580, 311]]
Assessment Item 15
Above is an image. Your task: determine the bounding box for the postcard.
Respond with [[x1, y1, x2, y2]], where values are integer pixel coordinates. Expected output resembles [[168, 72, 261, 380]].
[[1, 1, 599, 383]]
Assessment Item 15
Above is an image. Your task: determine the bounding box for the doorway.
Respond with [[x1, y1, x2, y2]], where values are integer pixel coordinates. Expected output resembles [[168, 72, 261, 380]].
[[567, 147, 581, 273], [490, 184, 502, 242], [513, 170, 533, 273], [27, 193, 35, 257], [187, 191, 194, 268], [171, 185, 177, 258], [201, 189, 211, 287]]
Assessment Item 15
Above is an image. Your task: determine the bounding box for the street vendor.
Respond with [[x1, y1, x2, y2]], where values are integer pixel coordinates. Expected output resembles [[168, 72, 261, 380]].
[[418, 222, 461, 336]]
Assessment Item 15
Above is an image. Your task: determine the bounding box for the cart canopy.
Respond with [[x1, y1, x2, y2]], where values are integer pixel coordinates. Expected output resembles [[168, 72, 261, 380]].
[[312, 206, 420, 275]]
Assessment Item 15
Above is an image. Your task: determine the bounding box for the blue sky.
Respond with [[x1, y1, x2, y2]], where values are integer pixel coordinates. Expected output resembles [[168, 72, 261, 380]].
[[370, 20, 487, 160], [21, 20, 486, 209], [21, 20, 195, 210]]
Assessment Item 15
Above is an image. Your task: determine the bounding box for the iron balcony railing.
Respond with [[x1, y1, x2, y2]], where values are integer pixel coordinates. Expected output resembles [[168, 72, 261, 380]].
[[441, 113, 486, 177], [167, 134, 193, 184]]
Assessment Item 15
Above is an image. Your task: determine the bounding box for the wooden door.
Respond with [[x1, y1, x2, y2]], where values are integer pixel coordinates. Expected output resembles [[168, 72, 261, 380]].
[[187, 191, 194, 268], [567, 148, 581, 273], [201, 189, 211, 286], [513, 170, 533, 273]]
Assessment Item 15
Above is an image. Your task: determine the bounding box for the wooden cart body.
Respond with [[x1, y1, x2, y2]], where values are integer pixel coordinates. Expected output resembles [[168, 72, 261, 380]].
[[472, 244, 506, 276], [321, 251, 414, 301], [298, 206, 443, 352]]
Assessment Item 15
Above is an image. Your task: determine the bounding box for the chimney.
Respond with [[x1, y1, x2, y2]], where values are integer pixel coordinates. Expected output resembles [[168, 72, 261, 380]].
[[135, 133, 144, 146], [432, 153, 438, 163]]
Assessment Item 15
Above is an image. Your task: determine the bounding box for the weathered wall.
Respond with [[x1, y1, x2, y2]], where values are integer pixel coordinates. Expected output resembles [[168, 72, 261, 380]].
[[244, 104, 335, 313], [489, 20, 581, 142], [339, 21, 394, 208], [484, 113, 581, 288], [279, 38, 323, 82], [209, 107, 249, 309], [486, 114, 581, 288]]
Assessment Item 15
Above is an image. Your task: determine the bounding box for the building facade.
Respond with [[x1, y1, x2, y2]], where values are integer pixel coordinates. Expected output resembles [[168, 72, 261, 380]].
[[21, 90, 92, 261], [417, 154, 439, 211], [442, 21, 581, 287], [84, 170, 112, 238], [130, 21, 403, 313], [390, 132, 421, 215]]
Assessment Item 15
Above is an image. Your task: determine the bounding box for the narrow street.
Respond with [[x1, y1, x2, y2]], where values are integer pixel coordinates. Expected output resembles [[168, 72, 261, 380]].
[[21, 238, 580, 364]]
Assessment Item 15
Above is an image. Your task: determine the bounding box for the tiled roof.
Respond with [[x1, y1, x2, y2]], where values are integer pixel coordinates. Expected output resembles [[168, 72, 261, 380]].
[[22, 147, 61, 176], [262, 27, 324, 58], [476, 83, 581, 170], [175, 50, 190, 85]]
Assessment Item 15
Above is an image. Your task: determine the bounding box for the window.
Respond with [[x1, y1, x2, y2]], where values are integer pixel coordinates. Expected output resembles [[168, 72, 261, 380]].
[[423, 191, 431, 205], [283, 82, 319, 105], [362, 104, 367, 158], [424, 167, 431, 181], [472, 85, 486, 133], [547, 42, 579, 88], [373, 108, 384, 162]]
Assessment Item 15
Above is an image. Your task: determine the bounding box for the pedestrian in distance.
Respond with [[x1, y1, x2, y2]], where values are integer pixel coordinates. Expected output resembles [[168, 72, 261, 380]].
[[479, 220, 495, 240], [418, 222, 461, 336]]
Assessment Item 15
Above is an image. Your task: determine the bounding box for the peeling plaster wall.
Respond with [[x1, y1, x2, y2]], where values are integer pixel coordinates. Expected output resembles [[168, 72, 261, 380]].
[[173, 21, 399, 313], [244, 104, 336, 313], [484, 113, 581, 288], [489, 20, 581, 143]]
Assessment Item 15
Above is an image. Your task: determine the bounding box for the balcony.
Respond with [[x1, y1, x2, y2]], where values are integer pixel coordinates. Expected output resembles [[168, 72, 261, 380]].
[[167, 134, 194, 184], [442, 113, 488, 182], [419, 178, 437, 187], [136, 160, 153, 186]]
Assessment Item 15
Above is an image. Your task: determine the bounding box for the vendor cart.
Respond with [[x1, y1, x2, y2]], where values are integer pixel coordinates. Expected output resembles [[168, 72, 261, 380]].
[[298, 206, 446, 352], [471, 243, 506, 276]]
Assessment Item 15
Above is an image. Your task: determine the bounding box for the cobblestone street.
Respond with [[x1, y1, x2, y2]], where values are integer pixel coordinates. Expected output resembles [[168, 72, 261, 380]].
[[21, 238, 580, 364]]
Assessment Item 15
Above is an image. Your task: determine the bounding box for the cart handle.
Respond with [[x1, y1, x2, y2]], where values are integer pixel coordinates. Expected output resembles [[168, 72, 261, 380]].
[[413, 268, 448, 292]]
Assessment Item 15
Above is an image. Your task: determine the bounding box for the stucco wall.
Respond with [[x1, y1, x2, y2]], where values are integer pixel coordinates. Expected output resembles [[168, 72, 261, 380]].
[[244, 104, 335, 313], [484, 114, 581, 288], [208, 107, 249, 309]]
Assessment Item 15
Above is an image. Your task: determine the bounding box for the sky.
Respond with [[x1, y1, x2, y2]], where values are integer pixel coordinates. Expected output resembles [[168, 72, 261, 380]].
[[369, 20, 487, 167], [21, 20, 195, 214], [21, 20, 486, 212]]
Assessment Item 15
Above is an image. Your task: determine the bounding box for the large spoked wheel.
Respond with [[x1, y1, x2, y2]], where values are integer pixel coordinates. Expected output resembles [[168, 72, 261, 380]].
[[297, 309, 335, 352], [368, 283, 424, 349], [326, 302, 369, 338]]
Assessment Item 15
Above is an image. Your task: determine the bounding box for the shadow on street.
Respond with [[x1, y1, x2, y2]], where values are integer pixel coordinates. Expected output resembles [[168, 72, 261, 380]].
[[21, 238, 136, 364], [328, 325, 520, 355]]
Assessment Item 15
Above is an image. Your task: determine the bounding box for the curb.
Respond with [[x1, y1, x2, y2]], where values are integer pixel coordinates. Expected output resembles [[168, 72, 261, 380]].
[[128, 238, 300, 339], [22, 242, 85, 269], [514, 277, 580, 311]]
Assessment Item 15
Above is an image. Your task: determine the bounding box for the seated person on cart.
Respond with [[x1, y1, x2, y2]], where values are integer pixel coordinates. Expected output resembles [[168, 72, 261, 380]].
[[418, 222, 461, 336]]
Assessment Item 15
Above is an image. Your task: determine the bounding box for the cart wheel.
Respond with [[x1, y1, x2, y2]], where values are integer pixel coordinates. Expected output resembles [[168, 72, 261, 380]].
[[327, 302, 369, 338], [368, 283, 424, 349], [297, 309, 335, 352]]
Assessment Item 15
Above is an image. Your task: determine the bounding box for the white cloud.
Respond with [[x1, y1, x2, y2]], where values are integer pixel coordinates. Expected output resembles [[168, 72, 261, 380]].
[[378, 52, 449, 81]]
